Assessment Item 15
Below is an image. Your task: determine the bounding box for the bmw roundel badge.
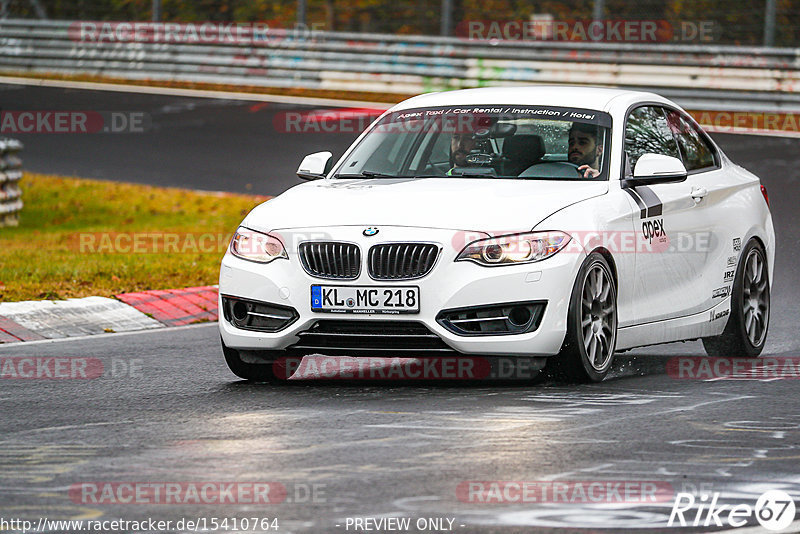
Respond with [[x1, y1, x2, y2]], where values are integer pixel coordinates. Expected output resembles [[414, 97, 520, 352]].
[[363, 227, 379, 237]]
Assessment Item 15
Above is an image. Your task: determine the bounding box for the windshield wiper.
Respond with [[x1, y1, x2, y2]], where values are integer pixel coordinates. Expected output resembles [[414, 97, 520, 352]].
[[334, 171, 397, 179], [447, 172, 498, 178]]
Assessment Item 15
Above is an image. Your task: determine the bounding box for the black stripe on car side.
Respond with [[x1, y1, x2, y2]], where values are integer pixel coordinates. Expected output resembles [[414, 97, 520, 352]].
[[623, 187, 648, 218], [634, 185, 663, 217]]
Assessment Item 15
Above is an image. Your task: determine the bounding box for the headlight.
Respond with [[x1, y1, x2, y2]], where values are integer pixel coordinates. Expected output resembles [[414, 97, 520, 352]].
[[230, 227, 288, 263], [456, 231, 571, 266]]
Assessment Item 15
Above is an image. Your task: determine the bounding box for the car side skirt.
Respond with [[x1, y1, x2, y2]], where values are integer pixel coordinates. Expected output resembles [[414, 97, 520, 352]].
[[616, 297, 730, 351]]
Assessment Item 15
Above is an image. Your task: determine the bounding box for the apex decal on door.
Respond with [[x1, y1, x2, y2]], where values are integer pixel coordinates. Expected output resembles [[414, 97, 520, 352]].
[[641, 218, 667, 244]]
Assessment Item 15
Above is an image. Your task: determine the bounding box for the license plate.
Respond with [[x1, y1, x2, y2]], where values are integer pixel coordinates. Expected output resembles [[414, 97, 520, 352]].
[[311, 285, 420, 314]]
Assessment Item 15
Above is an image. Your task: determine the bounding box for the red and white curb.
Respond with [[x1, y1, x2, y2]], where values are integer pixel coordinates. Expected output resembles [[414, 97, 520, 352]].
[[0, 286, 219, 344], [115, 286, 218, 327]]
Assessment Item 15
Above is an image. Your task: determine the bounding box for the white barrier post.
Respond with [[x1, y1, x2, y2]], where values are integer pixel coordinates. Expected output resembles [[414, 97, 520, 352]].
[[0, 138, 24, 227]]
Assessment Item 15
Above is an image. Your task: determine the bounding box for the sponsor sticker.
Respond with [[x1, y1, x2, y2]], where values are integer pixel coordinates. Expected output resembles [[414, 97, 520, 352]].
[[709, 308, 730, 322], [712, 287, 730, 299]]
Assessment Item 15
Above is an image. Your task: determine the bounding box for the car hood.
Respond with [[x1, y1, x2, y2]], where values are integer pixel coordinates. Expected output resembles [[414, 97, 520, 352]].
[[244, 178, 608, 232]]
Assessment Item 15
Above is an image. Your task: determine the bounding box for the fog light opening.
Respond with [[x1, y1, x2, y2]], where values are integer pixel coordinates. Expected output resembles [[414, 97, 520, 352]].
[[222, 296, 299, 333], [508, 306, 532, 327], [437, 301, 546, 336], [232, 301, 249, 322]]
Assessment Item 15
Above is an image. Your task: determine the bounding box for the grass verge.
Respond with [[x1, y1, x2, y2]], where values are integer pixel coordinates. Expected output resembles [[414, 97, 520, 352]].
[[0, 173, 269, 302]]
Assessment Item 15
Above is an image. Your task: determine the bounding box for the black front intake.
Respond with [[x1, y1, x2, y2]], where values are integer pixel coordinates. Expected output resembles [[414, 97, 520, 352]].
[[222, 296, 298, 332], [289, 320, 457, 356], [437, 301, 546, 336]]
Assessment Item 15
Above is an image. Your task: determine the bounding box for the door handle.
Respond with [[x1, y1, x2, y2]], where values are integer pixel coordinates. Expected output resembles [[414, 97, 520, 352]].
[[691, 187, 708, 202]]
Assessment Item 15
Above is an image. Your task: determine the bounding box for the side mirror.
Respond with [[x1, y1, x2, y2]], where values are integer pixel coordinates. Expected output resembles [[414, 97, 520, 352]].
[[629, 153, 687, 185], [297, 151, 333, 181]]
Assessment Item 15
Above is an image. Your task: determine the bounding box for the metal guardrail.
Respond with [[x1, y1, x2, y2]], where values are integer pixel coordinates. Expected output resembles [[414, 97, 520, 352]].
[[1, 19, 799, 111], [0, 138, 23, 227]]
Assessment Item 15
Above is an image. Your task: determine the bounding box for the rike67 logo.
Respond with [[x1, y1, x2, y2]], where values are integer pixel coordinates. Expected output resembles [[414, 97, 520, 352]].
[[668, 490, 796, 530]]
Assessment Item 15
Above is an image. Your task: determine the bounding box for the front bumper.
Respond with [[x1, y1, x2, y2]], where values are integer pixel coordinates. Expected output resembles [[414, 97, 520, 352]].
[[219, 226, 585, 357]]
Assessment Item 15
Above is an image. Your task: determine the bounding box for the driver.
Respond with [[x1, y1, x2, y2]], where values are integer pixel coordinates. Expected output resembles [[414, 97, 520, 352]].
[[447, 115, 495, 175], [450, 131, 477, 168], [568, 122, 602, 178]]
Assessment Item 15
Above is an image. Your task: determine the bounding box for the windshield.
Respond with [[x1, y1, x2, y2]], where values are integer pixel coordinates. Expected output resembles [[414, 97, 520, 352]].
[[334, 105, 612, 181]]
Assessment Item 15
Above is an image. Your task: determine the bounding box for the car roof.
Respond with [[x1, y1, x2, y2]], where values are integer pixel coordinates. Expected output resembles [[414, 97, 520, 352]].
[[389, 85, 669, 114]]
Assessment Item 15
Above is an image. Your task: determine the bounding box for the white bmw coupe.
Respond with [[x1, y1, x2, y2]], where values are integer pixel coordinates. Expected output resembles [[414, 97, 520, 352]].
[[219, 86, 774, 382]]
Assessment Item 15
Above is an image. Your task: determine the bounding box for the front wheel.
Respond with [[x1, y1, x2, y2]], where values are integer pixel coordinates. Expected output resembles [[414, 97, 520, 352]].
[[702, 240, 770, 358], [546, 253, 618, 382]]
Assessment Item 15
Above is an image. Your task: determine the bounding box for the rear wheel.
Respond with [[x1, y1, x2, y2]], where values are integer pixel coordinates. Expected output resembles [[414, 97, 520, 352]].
[[221, 337, 288, 382], [547, 253, 618, 382], [702, 240, 770, 358]]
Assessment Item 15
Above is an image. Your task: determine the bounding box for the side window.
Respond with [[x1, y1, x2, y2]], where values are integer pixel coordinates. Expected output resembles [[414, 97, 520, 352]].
[[624, 106, 680, 173], [665, 110, 717, 171]]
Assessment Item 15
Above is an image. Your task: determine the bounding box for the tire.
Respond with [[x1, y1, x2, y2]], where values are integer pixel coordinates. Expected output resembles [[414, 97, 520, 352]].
[[702, 240, 770, 358], [221, 337, 288, 383], [546, 252, 618, 382]]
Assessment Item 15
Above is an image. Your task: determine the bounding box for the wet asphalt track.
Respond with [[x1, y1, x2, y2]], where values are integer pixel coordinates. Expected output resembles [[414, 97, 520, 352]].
[[1, 83, 800, 533], [0, 83, 360, 195]]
